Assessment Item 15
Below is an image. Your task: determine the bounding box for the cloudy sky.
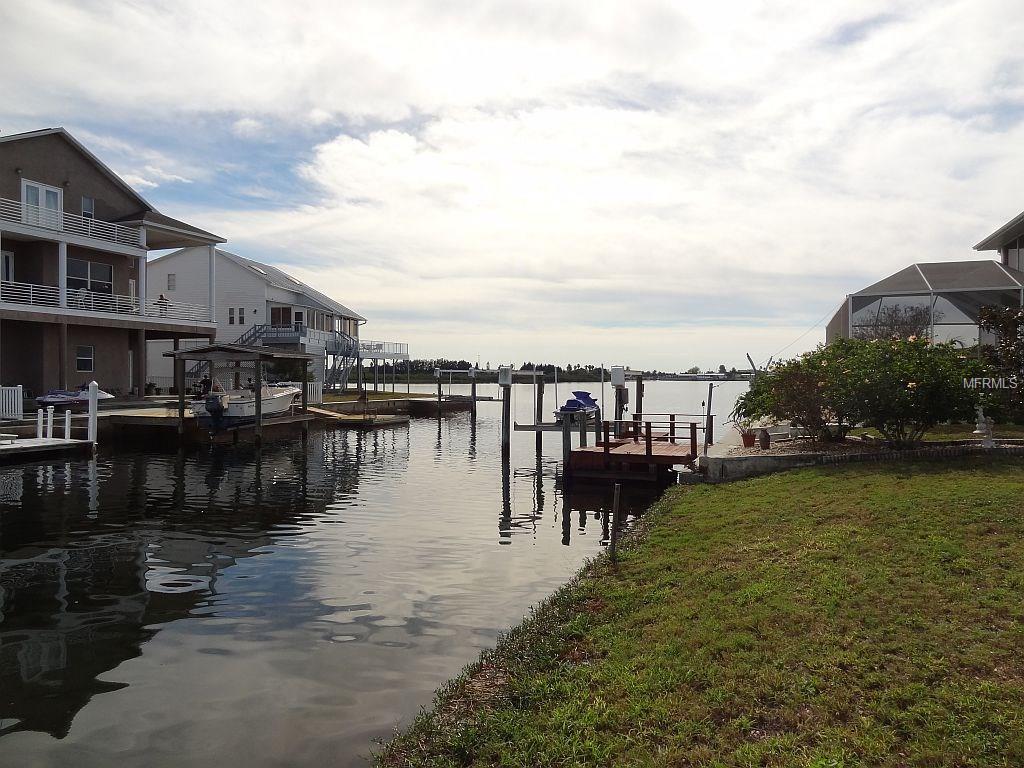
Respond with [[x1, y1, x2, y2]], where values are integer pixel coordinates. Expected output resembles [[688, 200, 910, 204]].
[[4, 0, 1024, 370]]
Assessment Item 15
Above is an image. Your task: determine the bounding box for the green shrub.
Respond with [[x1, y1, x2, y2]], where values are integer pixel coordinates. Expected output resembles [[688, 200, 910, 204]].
[[734, 338, 988, 447]]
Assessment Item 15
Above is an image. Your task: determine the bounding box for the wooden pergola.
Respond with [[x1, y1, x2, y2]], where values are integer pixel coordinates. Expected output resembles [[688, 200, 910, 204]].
[[163, 343, 319, 441]]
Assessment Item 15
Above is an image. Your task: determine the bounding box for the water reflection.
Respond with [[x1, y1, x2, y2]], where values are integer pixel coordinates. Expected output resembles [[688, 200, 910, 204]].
[[0, 410, 656, 767]]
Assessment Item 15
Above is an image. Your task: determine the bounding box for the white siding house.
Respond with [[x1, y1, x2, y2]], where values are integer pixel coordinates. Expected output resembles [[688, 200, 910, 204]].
[[146, 247, 366, 390]]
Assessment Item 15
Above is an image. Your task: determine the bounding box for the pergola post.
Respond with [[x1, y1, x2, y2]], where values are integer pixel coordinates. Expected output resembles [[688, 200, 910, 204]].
[[176, 357, 185, 437], [254, 356, 263, 445]]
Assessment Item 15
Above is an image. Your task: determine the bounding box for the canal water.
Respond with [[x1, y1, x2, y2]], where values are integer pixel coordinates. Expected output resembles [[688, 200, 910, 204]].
[[0, 380, 746, 767]]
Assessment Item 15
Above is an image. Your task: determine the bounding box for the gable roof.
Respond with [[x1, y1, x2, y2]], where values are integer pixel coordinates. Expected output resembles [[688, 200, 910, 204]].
[[152, 247, 366, 321], [223, 250, 366, 321], [0, 127, 153, 211], [853, 260, 1024, 295], [975, 209, 1024, 251]]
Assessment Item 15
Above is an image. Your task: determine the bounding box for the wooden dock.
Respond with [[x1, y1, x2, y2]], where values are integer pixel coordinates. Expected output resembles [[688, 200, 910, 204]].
[[0, 437, 94, 462], [306, 406, 410, 429], [568, 417, 704, 482]]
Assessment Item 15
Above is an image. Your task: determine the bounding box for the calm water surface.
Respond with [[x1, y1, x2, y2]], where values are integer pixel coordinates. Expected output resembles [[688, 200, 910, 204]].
[[0, 381, 745, 767]]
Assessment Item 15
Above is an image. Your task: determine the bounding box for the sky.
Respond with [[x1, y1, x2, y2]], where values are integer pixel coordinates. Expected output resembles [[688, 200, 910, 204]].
[[4, 0, 1024, 370]]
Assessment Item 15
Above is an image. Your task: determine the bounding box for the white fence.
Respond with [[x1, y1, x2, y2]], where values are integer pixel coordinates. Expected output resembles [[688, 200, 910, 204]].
[[306, 381, 323, 405], [0, 385, 23, 420]]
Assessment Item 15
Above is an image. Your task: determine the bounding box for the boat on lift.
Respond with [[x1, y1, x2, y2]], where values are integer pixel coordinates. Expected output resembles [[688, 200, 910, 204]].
[[554, 390, 600, 424], [190, 379, 301, 430]]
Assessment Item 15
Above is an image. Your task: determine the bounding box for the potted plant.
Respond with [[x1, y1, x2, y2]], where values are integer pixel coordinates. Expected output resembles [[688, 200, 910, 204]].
[[730, 416, 758, 447]]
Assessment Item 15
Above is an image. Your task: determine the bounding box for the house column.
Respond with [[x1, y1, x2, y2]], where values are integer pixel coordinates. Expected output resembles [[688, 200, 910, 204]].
[[207, 244, 216, 323], [138, 252, 147, 315], [58, 322, 68, 390], [58, 241, 67, 308], [134, 329, 146, 396]]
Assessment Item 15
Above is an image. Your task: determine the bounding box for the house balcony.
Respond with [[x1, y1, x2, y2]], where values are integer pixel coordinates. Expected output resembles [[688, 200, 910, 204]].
[[0, 197, 144, 251], [258, 323, 359, 356], [359, 339, 410, 360], [0, 279, 214, 325]]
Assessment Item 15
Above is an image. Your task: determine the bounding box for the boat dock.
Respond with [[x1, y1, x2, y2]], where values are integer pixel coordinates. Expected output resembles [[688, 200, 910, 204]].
[[0, 437, 94, 462], [568, 418, 702, 481], [306, 406, 410, 428]]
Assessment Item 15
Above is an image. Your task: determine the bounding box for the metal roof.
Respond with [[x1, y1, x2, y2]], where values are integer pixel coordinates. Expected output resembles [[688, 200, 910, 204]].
[[219, 249, 366, 321], [852, 260, 1024, 296]]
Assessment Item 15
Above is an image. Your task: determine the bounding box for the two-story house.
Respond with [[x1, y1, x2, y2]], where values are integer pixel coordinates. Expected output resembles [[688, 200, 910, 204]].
[[146, 247, 372, 389], [0, 128, 221, 397]]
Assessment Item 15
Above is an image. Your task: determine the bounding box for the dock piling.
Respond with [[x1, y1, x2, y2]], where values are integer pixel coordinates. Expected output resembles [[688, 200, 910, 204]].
[[578, 413, 588, 447], [254, 361, 263, 445], [35, 409, 43, 438], [64, 409, 71, 439], [534, 376, 544, 452], [46, 406, 54, 438], [561, 416, 572, 467], [610, 482, 621, 564], [87, 381, 98, 445]]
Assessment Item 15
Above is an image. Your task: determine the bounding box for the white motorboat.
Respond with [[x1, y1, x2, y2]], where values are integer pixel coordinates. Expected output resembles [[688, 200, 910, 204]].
[[190, 384, 301, 428]]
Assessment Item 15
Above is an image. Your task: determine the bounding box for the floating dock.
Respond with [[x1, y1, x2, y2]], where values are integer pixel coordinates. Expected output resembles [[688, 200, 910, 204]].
[[0, 437, 94, 462], [306, 406, 410, 429]]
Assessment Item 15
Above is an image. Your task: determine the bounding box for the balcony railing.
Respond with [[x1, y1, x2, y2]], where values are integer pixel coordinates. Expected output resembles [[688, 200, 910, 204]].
[[0, 197, 144, 248], [0, 280, 213, 323], [360, 339, 410, 359]]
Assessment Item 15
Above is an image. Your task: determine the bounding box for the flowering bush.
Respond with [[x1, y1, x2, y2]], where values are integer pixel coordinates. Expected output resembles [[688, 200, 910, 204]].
[[733, 338, 988, 447]]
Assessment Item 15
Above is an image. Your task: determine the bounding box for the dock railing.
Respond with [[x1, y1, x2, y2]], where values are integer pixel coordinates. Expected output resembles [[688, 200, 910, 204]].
[[601, 413, 714, 461]]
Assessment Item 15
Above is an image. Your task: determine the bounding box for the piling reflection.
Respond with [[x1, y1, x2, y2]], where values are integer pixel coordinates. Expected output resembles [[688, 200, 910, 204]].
[[0, 434, 377, 740]]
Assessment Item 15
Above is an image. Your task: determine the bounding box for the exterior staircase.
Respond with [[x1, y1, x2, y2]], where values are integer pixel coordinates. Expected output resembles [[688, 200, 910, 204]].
[[183, 324, 358, 393]]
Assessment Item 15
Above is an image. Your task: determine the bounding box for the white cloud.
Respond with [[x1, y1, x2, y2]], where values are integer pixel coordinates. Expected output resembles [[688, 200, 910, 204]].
[[7, 0, 1024, 368]]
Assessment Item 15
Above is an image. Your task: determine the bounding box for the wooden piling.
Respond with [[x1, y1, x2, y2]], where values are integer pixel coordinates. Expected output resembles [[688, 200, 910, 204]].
[[578, 413, 588, 447], [561, 415, 572, 468], [176, 357, 186, 437], [254, 359, 263, 445], [500, 384, 512, 455], [609, 482, 621, 564], [535, 377, 545, 452]]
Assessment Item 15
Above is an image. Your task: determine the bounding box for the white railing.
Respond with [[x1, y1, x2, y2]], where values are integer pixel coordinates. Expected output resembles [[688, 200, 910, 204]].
[[359, 339, 410, 359], [0, 197, 144, 248], [0, 280, 61, 307], [144, 296, 213, 322], [0, 385, 23, 420], [306, 381, 323, 405], [0, 279, 213, 323]]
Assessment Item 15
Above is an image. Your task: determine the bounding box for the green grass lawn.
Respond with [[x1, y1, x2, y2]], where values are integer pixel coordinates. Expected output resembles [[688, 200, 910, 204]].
[[379, 460, 1024, 767]]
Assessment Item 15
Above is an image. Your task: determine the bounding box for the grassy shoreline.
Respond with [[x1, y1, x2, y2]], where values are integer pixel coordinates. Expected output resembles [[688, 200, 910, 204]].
[[377, 459, 1024, 767]]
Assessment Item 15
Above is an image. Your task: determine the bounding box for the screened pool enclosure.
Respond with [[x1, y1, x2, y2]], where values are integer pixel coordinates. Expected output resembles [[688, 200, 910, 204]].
[[826, 261, 1024, 346]]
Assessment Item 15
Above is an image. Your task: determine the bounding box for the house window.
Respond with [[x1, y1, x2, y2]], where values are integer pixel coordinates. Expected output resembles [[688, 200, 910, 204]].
[[76, 345, 94, 373], [270, 306, 292, 327], [67, 258, 113, 294], [21, 179, 62, 228], [81, 196, 95, 219], [228, 307, 235, 325], [167, 273, 176, 291], [294, 311, 304, 326], [238, 307, 246, 325]]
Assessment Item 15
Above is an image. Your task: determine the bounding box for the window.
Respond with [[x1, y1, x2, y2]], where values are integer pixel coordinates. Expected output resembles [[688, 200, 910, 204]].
[[167, 273, 176, 291], [228, 307, 235, 325], [67, 258, 113, 295], [1, 251, 13, 282], [270, 306, 292, 327], [238, 307, 246, 325], [81, 196, 95, 219], [76, 345, 94, 373], [294, 311, 304, 326], [21, 179, 62, 228]]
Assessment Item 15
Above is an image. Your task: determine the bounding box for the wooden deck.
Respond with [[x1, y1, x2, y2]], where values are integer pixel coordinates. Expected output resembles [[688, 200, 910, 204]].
[[567, 418, 703, 481], [0, 437, 93, 462], [306, 406, 410, 429]]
